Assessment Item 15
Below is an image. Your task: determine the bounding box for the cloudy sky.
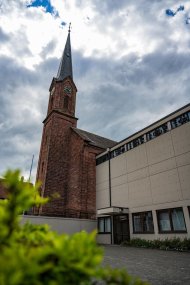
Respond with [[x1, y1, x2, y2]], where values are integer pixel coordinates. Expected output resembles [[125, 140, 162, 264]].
[[0, 0, 190, 182]]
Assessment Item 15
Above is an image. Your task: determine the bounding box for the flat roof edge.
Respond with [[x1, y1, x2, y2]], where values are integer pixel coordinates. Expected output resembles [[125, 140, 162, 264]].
[[118, 102, 190, 146], [96, 102, 190, 159]]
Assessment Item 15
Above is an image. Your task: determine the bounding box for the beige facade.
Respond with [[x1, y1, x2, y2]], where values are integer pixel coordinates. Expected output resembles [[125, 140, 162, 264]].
[[96, 104, 190, 244]]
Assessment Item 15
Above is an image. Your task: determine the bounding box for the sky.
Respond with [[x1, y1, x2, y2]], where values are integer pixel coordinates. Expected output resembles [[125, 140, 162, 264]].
[[0, 0, 190, 182]]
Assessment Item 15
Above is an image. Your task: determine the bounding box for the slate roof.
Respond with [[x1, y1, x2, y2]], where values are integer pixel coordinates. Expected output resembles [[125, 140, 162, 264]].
[[56, 30, 73, 81], [72, 128, 117, 149]]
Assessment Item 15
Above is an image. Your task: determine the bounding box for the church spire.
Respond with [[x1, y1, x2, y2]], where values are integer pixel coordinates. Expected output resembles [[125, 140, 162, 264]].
[[56, 23, 73, 81]]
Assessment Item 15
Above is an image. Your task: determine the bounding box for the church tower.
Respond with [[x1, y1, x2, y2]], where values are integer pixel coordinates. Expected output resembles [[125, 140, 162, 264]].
[[36, 27, 78, 216], [35, 27, 116, 218]]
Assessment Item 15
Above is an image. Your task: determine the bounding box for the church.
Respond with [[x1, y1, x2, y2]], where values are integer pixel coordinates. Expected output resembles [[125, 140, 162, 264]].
[[35, 28, 116, 219], [34, 30, 190, 244]]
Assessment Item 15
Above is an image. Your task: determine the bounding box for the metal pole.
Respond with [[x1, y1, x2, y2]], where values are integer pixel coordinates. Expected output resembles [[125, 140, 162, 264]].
[[28, 154, 34, 182]]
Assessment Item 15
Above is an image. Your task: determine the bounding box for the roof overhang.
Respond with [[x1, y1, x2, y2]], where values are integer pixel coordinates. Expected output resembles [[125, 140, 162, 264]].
[[97, 207, 129, 216]]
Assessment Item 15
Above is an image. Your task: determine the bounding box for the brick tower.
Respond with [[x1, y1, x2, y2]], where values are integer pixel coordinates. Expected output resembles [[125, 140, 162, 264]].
[[36, 28, 116, 218]]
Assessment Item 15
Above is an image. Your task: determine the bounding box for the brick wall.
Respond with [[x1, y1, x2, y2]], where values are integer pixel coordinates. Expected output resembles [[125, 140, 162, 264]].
[[36, 118, 103, 218], [67, 131, 103, 219], [48, 79, 77, 117], [36, 111, 77, 216], [35, 77, 104, 219]]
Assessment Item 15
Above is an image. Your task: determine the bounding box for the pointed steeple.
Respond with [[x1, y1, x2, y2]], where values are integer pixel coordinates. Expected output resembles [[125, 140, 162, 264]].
[[56, 24, 73, 81]]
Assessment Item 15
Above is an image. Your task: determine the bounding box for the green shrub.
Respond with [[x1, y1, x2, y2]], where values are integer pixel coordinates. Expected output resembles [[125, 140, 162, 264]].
[[122, 237, 190, 251], [0, 170, 148, 285]]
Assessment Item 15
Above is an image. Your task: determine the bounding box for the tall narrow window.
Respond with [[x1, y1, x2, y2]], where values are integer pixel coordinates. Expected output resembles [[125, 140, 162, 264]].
[[133, 211, 154, 233], [157, 207, 186, 233], [172, 208, 186, 231], [98, 217, 111, 233], [64, 96, 69, 109], [157, 211, 171, 231]]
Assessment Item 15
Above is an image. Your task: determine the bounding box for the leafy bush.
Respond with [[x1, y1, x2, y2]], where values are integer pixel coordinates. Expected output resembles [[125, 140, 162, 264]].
[[0, 170, 148, 285], [123, 237, 190, 251]]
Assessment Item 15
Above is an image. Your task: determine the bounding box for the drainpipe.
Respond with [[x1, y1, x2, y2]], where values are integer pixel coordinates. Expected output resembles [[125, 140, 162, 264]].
[[108, 148, 113, 244], [108, 149, 112, 207]]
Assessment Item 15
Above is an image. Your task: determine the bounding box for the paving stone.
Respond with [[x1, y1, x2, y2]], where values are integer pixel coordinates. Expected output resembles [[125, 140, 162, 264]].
[[102, 245, 190, 285]]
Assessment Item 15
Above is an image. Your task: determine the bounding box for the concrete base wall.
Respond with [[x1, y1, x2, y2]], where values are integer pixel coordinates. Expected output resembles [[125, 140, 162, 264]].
[[97, 234, 112, 244], [21, 215, 97, 235]]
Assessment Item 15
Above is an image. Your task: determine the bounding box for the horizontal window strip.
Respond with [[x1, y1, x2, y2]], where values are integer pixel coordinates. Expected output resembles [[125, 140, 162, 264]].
[[96, 110, 190, 166]]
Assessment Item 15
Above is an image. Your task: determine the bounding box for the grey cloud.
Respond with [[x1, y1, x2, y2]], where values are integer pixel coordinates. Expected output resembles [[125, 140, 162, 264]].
[[40, 40, 58, 59], [0, 28, 32, 59], [11, 30, 32, 57], [0, 53, 59, 180], [142, 52, 190, 75], [93, 0, 127, 14], [91, 0, 190, 53], [0, 27, 9, 42], [93, 0, 188, 14], [0, 0, 24, 13], [0, 0, 190, 181], [0, 56, 37, 92], [75, 49, 190, 141]]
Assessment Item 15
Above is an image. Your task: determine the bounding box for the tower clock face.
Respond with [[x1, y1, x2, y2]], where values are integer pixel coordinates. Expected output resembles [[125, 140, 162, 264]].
[[64, 85, 72, 95]]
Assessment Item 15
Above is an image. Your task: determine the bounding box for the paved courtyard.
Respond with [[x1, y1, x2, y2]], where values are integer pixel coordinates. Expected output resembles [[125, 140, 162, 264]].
[[102, 245, 190, 285]]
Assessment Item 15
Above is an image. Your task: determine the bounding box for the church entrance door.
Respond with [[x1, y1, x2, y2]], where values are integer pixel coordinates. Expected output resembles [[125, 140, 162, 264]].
[[113, 214, 130, 244]]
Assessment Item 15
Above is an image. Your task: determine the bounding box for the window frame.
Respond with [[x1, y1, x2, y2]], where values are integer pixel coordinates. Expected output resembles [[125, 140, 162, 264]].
[[132, 211, 154, 234], [156, 207, 187, 234], [98, 216, 111, 234]]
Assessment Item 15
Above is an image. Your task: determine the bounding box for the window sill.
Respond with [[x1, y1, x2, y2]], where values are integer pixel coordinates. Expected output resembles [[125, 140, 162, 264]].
[[133, 232, 155, 234], [158, 231, 187, 234]]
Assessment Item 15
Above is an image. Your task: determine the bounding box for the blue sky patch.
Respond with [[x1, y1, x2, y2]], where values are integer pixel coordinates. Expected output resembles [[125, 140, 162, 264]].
[[27, 0, 59, 17], [165, 5, 184, 17], [165, 5, 190, 25], [60, 21, 66, 27]]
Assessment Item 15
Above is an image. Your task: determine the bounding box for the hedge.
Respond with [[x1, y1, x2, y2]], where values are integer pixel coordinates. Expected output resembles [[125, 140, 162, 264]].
[[122, 237, 190, 251]]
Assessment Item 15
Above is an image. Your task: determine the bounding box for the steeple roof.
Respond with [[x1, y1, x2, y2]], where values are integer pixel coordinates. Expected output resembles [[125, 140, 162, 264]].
[[56, 26, 73, 81]]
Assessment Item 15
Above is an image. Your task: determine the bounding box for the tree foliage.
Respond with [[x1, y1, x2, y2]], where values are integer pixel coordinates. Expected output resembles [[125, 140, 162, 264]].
[[0, 170, 148, 285]]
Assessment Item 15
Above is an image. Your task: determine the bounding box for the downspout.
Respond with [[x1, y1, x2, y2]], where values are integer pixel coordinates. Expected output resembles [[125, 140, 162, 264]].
[[108, 149, 112, 207], [108, 148, 113, 244]]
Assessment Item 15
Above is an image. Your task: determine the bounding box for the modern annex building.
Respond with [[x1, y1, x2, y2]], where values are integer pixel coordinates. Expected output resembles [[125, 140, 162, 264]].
[[96, 104, 190, 244], [33, 29, 190, 244]]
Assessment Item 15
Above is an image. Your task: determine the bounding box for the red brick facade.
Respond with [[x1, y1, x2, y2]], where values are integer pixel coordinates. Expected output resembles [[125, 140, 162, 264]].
[[35, 33, 116, 219], [66, 132, 102, 219], [35, 75, 106, 218]]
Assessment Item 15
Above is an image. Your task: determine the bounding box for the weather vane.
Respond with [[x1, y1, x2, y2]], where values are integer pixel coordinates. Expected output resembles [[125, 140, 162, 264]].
[[68, 22, 72, 33]]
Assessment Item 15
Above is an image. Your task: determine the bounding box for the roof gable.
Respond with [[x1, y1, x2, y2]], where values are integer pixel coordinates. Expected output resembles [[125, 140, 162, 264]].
[[72, 128, 117, 149]]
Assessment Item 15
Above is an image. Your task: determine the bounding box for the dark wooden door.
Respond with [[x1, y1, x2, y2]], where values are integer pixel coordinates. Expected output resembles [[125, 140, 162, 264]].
[[113, 214, 130, 244]]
